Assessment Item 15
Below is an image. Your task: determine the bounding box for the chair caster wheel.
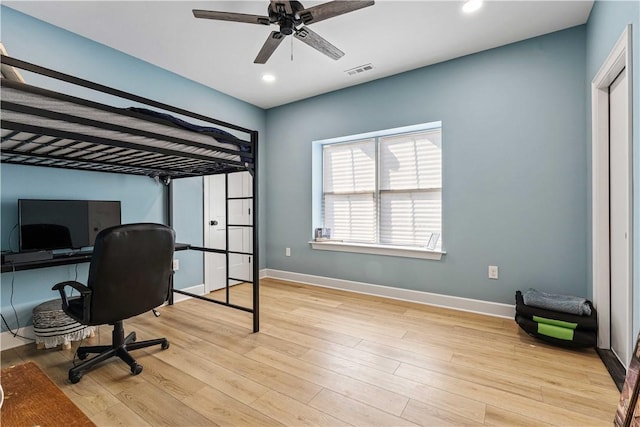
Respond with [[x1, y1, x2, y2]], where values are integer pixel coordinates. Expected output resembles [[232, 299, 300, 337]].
[[161, 340, 170, 350], [69, 371, 83, 384], [131, 364, 143, 375], [131, 332, 137, 342], [77, 350, 88, 360]]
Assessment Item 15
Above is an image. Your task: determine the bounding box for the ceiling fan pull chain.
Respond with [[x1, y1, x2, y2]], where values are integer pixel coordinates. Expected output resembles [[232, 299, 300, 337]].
[[291, 35, 294, 61]]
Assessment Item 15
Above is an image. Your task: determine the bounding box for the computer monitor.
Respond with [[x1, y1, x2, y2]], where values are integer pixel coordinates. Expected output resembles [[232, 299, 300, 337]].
[[18, 199, 121, 251]]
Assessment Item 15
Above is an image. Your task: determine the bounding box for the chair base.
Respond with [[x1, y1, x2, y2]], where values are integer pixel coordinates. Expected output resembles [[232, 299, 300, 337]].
[[69, 320, 169, 384]]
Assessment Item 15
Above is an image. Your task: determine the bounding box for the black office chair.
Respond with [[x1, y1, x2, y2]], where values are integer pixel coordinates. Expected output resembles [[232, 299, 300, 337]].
[[53, 223, 175, 384]]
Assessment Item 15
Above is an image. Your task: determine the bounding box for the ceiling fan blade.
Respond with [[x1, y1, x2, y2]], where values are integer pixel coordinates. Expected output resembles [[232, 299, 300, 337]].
[[193, 9, 270, 25], [294, 26, 344, 60], [254, 31, 286, 64], [270, 0, 294, 15], [298, 1, 375, 25]]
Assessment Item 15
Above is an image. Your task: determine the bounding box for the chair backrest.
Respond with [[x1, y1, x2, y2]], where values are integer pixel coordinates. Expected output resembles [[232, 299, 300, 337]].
[[86, 223, 175, 325]]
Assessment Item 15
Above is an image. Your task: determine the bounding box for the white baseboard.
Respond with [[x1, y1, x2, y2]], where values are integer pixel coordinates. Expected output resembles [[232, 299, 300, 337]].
[[1, 326, 35, 351], [262, 269, 515, 319], [172, 283, 206, 303]]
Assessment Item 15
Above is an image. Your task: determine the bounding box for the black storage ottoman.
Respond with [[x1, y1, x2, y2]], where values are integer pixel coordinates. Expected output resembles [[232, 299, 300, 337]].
[[515, 290, 597, 348]]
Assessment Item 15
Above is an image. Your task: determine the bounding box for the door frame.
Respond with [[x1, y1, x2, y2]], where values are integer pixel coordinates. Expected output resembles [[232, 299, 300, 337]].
[[591, 25, 633, 361]]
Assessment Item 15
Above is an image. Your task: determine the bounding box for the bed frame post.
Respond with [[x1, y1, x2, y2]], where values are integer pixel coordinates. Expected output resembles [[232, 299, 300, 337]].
[[168, 178, 175, 305], [225, 173, 231, 305], [252, 130, 260, 333]]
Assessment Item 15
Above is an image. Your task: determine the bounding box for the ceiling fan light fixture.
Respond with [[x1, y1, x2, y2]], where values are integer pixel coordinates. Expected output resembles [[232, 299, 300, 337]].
[[262, 73, 276, 83], [193, 0, 376, 64], [462, 0, 483, 13]]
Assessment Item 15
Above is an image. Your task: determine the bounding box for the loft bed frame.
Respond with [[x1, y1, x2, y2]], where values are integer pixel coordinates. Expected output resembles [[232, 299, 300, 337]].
[[0, 55, 260, 332]]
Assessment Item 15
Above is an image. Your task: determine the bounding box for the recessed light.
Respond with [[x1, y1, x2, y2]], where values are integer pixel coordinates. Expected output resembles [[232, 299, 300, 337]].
[[462, 0, 483, 13], [262, 74, 276, 83]]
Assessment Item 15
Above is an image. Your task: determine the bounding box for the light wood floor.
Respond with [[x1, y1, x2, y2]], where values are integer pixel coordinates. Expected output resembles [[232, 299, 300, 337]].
[[1, 278, 619, 426]]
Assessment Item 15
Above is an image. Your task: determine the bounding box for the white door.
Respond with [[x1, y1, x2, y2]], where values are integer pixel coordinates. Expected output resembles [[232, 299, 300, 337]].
[[204, 174, 226, 292], [609, 68, 631, 367], [204, 172, 253, 292], [227, 171, 253, 283]]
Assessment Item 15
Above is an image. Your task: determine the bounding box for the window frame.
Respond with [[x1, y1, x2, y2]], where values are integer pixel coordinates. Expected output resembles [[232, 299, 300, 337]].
[[311, 121, 445, 260]]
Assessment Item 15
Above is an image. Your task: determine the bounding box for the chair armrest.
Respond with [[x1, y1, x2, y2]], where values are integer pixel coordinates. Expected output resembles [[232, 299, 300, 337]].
[[52, 281, 92, 323]]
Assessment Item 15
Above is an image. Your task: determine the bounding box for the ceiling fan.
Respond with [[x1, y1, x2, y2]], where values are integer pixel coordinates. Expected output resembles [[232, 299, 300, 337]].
[[193, 1, 375, 64]]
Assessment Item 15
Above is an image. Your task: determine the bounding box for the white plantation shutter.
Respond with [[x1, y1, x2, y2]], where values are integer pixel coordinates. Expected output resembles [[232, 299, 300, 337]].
[[324, 194, 376, 242], [379, 130, 442, 247], [323, 140, 376, 242], [321, 126, 442, 249], [379, 191, 441, 246], [379, 130, 442, 190]]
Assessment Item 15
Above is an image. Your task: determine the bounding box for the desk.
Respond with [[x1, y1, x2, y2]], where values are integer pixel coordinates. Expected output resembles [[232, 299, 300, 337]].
[[0, 243, 191, 273]]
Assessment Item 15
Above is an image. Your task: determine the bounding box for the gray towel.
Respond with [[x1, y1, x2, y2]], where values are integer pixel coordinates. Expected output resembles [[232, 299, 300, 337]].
[[522, 288, 592, 316]]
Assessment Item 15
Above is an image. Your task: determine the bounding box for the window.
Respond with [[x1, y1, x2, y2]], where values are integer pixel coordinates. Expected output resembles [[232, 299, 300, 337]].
[[320, 124, 442, 252]]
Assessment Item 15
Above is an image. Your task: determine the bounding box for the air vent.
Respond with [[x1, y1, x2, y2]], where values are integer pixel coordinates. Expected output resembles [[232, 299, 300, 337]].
[[345, 63, 374, 76]]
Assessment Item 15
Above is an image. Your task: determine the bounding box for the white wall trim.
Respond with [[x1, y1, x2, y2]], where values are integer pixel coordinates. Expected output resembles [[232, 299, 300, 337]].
[[1, 326, 35, 351], [591, 24, 633, 353], [171, 283, 206, 303], [263, 268, 514, 319]]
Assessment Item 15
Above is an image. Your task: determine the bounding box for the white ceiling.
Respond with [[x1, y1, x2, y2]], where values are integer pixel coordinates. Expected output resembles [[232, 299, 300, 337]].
[[5, 1, 593, 109]]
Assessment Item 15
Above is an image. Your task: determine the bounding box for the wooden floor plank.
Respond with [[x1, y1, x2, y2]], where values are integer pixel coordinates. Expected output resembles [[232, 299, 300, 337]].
[[252, 389, 350, 427], [90, 402, 153, 427], [184, 385, 285, 427], [401, 398, 484, 427], [262, 324, 401, 373], [245, 345, 410, 416], [115, 382, 212, 426], [309, 388, 420, 427], [186, 338, 323, 404], [355, 338, 454, 366], [153, 344, 270, 406], [396, 362, 612, 425], [483, 405, 554, 427], [300, 348, 487, 422]]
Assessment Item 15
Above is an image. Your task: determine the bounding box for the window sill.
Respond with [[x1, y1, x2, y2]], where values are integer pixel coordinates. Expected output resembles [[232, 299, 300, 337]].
[[309, 241, 445, 260]]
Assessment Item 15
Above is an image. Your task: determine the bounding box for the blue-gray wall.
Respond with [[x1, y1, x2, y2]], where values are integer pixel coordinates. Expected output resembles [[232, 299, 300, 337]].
[[265, 26, 588, 305], [0, 7, 267, 331], [585, 0, 640, 335]]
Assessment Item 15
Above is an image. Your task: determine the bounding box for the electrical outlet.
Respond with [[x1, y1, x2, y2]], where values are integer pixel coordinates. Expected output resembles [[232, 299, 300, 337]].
[[285, 247, 291, 257], [488, 265, 498, 280], [172, 259, 180, 271]]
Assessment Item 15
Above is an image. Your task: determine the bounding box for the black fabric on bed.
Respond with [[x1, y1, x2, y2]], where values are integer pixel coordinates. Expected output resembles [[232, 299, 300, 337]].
[[128, 107, 242, 143], [127, 107, 251, 163], [515, 290, 598, 330]]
